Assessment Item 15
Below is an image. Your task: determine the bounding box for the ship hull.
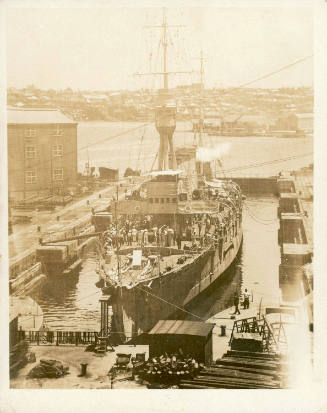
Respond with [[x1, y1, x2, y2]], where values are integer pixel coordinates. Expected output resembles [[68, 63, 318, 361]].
[[110, 229, 243, 341]]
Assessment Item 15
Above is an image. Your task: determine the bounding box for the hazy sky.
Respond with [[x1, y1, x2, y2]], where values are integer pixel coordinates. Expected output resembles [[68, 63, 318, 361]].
[[6, 5, 313, 90]]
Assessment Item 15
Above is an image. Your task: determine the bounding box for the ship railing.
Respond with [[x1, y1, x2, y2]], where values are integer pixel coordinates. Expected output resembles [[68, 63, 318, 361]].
[[16, 330, 100, 346]]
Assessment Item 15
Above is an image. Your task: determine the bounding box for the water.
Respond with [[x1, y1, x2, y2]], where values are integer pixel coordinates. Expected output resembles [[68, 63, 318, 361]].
[[77, 121, 313, 177], [31, 121, 312, 330], [30, 249, 101, 331], [184, 196, 280, 321]]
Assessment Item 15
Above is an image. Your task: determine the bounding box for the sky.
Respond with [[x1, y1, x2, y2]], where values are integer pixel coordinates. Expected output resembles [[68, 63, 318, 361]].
[[6, 4, 313, 91]]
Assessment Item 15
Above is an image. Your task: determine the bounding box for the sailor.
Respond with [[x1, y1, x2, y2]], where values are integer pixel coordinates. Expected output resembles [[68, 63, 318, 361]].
[[137, 229, 142, 245], [144, 229, 148, 245], [232, 292, 241, 315], [191, 228, 197, 242], [127, 231, 132, 246], [132, 227, 137, 243], [243, 288, 250, 309], [153, 227, 158, 245], [176, 233, 182, 250]]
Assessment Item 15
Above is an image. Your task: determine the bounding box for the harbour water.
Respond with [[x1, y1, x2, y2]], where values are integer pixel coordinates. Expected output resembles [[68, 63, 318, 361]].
[[30, 121, 312, 331], [77, 121, 313, 177]]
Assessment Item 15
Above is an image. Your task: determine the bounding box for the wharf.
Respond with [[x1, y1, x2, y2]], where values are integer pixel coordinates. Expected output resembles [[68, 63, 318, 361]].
[[10, 345, 145, 389], [207, 291, 280, 361], [9, 177, 145, 260], [294, 172, 313, 252]]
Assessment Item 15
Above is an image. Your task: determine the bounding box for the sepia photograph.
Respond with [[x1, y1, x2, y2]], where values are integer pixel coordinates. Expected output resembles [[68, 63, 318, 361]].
[[1, 0, 325, 409]]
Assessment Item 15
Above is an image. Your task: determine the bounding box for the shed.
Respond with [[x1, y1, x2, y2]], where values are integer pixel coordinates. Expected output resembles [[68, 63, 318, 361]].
[[143, 320, 215, 365]]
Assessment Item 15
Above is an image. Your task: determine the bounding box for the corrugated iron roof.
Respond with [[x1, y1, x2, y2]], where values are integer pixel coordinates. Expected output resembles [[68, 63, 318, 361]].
[[148, 320, 215, 337], [7, 109, 77, 124]]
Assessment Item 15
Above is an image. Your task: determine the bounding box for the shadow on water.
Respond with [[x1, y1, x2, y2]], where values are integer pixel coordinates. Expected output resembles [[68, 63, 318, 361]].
[[31, 272, 80, 306], [172, 248, 244, 322]]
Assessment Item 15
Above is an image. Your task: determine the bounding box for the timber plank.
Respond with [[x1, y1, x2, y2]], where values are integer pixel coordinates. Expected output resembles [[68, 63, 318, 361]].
[[194, 375, 280, 389], [226, 350, 280, 360], [213, 364, 279, 378], [221, 355, 279, 365], [179, 383, 265, 389], [218, 357, 278, 370], [180, 378, 278, 389], [201, 367, 280, 384]]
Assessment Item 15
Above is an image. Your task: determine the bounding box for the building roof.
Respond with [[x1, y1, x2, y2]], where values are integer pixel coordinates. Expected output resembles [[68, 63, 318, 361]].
[[148, 320, 215, 337], [7, 109, 77, 125]]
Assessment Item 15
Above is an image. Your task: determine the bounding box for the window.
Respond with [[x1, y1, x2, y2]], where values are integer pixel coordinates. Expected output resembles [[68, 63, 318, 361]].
[[24, 137, 35, 144], [52, 126, 63, 136], [166, 198, 170, 203], [149, 198, 153, 204], [52, 144, 63, 157], [53, 168, 63, 181], [25, 145, 36, 159], [24, 128, 36, 137], [172, 198, 177, 203], [155, 198, 159, 203], [160, 198, 165, 204], [25, 170, 36, 184]]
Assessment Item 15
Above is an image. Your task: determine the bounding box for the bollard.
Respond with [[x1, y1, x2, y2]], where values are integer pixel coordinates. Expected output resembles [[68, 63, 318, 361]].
[[56, 216, 60, 221], [99, 194, 102, 199], [220, 325, 226, 336], [80, 363, 88, 377]]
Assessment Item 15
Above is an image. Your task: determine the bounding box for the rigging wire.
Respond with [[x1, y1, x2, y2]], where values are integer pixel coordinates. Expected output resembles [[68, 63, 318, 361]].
[[218, 152, 313, 174], [135, 284, 204, 321]]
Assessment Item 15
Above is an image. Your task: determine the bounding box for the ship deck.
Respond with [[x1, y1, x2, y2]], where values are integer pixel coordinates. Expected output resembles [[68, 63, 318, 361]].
[[102, 241, 204, 288]]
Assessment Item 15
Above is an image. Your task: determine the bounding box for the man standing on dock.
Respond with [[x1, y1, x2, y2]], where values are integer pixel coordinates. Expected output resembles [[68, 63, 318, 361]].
[[233, 292, 241, 315], [243, 288, 250, 309]]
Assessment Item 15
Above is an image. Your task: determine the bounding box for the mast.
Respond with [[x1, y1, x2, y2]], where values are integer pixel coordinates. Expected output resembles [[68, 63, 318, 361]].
[[136, 8, 192, 171], [195, 49, 206, 148], [199, 50, 205, 147], [162, 9, 168, 91]]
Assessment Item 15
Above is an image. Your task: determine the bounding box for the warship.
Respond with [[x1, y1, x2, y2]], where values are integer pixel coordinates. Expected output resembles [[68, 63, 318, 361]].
[[93, 10, 243, 341]]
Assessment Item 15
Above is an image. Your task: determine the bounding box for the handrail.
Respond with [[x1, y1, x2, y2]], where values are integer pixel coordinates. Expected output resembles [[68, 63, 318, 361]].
[[229, 315, 282, 352]]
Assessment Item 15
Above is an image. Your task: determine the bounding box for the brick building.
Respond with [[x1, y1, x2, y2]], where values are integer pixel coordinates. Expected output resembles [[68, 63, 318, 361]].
[[7, 109, 78, 202]]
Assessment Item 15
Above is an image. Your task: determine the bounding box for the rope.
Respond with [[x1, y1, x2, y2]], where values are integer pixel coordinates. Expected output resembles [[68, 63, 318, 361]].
[[135, 285, 204, 321]]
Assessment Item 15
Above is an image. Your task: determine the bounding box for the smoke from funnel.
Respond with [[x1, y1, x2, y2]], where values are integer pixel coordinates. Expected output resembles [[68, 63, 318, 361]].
[[196, 143, 231, 162]]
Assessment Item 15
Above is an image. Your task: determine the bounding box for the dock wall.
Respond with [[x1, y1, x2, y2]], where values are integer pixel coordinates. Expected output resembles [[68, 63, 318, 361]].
[[215, 176, 278, 195], [277, 172, 313, 308], [9, 216, 95, 296]]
